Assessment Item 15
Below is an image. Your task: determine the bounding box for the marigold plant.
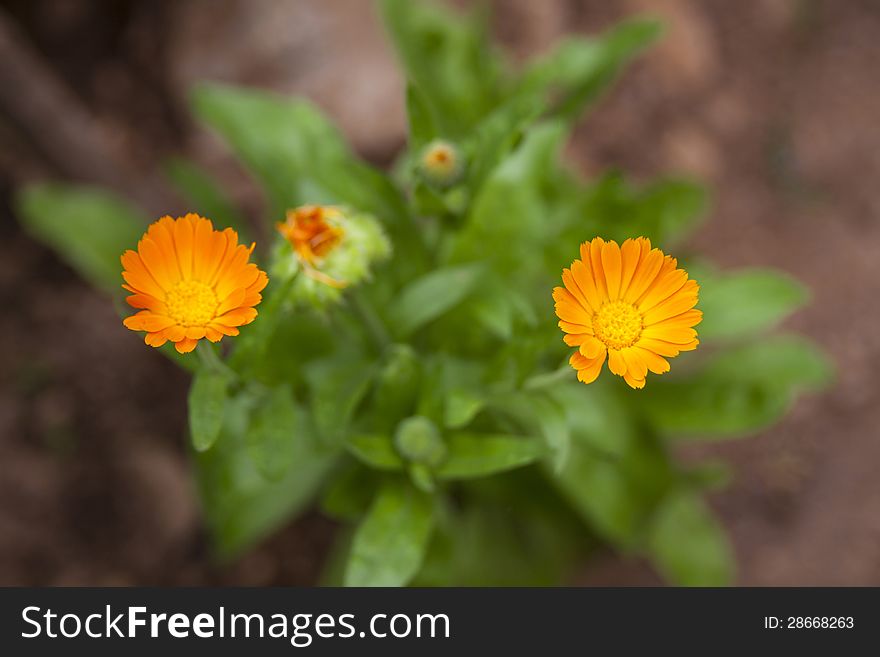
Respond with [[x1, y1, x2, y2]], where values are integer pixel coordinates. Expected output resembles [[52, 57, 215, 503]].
[[16, 0, 831, 587]]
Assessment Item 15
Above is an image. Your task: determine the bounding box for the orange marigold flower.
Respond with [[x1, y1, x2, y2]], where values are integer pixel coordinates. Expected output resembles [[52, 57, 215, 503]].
[[276, 205, 345, 265], [553, 236, 701, 389], [121, 213, 268, 354]]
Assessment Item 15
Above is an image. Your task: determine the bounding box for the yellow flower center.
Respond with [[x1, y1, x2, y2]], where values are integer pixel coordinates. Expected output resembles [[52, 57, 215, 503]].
[[593, 300, 643, 350], [164, 280, 218, 327]]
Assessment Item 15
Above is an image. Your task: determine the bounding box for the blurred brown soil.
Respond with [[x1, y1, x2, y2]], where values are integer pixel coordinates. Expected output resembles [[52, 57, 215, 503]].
[[1, 0, 878, 585]]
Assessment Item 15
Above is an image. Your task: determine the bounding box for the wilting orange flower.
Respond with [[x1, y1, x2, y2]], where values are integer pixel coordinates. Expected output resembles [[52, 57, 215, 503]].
[[277, 205, 344, 265], [553, 237, 701, 389], [121, 214, 268, 354]]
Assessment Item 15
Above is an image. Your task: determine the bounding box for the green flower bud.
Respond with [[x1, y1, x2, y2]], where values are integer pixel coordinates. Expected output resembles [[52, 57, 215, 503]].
[[417, 140, 464, 189], [271, 204, 390, 308], [373, 345, 422, 432], [393, 416, 446, 468]]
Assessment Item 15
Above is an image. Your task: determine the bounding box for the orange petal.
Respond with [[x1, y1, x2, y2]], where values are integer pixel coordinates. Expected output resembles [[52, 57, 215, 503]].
[[623, 371, 646, 389], [192, 215, 216, 281], [634, 346, 670, 375], [620, 347, 648, 379], [600, 239, 622, 300], [607, 349, 626, 376], [570, 259, 603, 311], [175, 337, 199, 354], [636, 266, 689, 313], [553, 287, 592, 325], [564, 333, 590, 346], [214, 307, 257, 327], [642, 281, 699, 325], [558, 320, 593, 335], [578, 336, 605, 360], [623, 243, 663, 304], [561, 267, 592, 313], [618, 237, 643, 300], [641, 325, 698, 344], [173, 215, 195, 280], [216, 287, 247, 316], [576, 350, 606, 384]]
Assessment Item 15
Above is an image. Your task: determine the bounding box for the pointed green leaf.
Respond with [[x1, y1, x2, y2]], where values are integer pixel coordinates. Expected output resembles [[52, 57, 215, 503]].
[[518, 19, 662, 122], [163, 156, 250, 241], [389, 264, 483, 337], [306, 357, 375, 447], [245, 384, 298, 480], [641, 335, 833, 439], [443, 387, 485, 429], [188, 368, 230, 452], [648, 490, 734, 586], [344, 480, 434, 586], [346, 434, 404, 471], [436, 433, 545, 480], [16, 184, 145, 294], [405, 83, 437, 150], [696, 267, 810, 341], [379, 0, 506, 135], [194, 390, 337, 559]]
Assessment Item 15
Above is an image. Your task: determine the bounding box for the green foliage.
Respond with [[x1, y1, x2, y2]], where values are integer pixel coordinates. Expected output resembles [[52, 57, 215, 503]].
[[164, 156, 251, 242], [15, 0, 832, 586], [194, 388, 336, 559], [188, 367, 230, 452], [435, 433, 545, 480], [16, 184, 145, 294], [388, 264, 483, 337], [695, 267, 809, 341], [344, 480, 434, 586], [647, 489, 734, 586], [640, 335, 832, 439]]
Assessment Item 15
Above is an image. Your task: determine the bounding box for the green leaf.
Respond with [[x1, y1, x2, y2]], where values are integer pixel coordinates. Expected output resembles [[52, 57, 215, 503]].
[[192, 83, 410, 238], [194, 390, 337, 559], [16, 184, 145, 294], [346, 434, 404, 471], [414, 469, 588, 586], [489, 391, 570, 470], [647, 490, 734, 586], [578, 175, 708, 247], [344, 480, 434, 586], [455, 121, 569, 280], [435, 433, 545, 480], [191, 83, 347, 214], [320, 463, 379, 521], [444, 387, 485, 429], [245, 384, 298, 480], [641, 335, 833, 439], [163, 156, 250, 241], [464, 94, 545, 196], [405, 83, 437, 150], [696, 267, 809, 341], [388, 264, 483, 337], [379, 0, 506, 135], [306, 357, 375, 447], [517, 18, 662, 122], [188, 368, 230, 452]]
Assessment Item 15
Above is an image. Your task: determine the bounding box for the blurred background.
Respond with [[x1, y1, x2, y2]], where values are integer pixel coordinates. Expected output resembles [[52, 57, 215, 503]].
[[1, 0, 878, 585]]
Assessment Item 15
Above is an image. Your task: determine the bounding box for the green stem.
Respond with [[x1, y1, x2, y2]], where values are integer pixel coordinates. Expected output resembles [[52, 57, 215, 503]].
[[196, 341, 236, 379], [349, 289, 392, 352]]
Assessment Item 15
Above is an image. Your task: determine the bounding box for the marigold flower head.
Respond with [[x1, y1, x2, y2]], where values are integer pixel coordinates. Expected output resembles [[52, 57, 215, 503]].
[[553, 237, 701, 389], [418, 139, 463, 188], [276, 205, 345, 266], [271, 204, 390, 307], [121, 213, 268, 354]]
